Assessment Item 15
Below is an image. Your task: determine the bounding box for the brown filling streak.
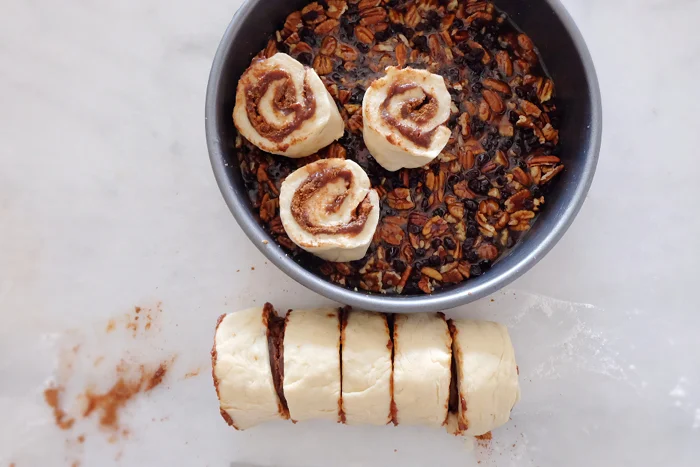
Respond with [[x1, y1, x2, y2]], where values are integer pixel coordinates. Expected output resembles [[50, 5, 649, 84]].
[[388, 313, 398, 426], [290, 164, 373, 236], [265, 303, 290, 419], [245, 69, 316, 142], [380, 82, 441, 148], [338, 306, 349, 424]]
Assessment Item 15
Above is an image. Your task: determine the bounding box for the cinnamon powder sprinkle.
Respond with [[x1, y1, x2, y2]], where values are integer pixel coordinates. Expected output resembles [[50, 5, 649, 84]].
[[43, 386, 75, 430], [82, 363, 169, 430]]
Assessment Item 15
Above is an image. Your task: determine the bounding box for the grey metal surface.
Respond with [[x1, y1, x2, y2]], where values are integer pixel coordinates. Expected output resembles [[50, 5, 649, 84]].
[[205, 0, 602, 313]]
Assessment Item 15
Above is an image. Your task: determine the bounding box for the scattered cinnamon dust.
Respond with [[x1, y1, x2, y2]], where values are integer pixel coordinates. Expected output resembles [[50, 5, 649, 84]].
[[476, 432, 492, 448], [82, 363, 169, 430], [44, 386, 75, 430], [145, 363, 167, 391], [77, 434, 85, 444], [184, 368, 201, 379], [105, 320, 116, 333]]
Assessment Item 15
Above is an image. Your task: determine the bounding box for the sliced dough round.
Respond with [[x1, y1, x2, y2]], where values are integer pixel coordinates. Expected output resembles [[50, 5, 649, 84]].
[[449, 319, 520, 436], [233, 53, 344, 158], [283, 308, 341, 422], [392, 313, 452, 427], [362, 66, 452, 171], [279, 158, 380, 262], [212, 304, 288, 430], [341, 310, 392, 425]]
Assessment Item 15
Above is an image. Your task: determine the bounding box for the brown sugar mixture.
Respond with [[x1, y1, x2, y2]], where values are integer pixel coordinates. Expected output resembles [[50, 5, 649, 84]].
[[236, 0, 564, 294]]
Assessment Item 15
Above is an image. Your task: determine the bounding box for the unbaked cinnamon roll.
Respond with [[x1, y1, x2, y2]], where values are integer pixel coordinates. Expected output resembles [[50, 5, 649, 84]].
[[362, 66, 452, 171], [233, 53, 344, 158], [447, 319, 520, 436], [279, 158, 380, 262]]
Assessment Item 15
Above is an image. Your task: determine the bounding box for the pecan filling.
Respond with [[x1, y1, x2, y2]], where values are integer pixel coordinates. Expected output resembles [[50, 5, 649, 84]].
[[245, 69, 316, 142], [380, 82, 441, 148], [290, 164, 373, 236]]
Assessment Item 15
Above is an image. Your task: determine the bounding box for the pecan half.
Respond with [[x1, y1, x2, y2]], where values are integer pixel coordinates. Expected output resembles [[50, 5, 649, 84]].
[[320, 36, 338, 55], [422, 216, 449, 239], [387, 188, 415, 210], [355, 25, 375, 44], [509, 210, 535, 231], [313, 55, 333, 75], [326, 0, 348, 19], [315, 19, 340, 35]]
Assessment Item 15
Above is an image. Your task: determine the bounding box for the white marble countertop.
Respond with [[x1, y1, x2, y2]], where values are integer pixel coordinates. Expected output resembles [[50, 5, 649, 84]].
[[1, 0, 698, 465]]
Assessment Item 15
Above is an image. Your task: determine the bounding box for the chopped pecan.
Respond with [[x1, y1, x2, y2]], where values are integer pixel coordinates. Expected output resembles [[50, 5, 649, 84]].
[[326, 0, 348, 19], [453, 180, 476, 199], [478, 100, 491, 121], [313, 55, 333, 75], [320, 262, 334, 275], [396, 43, 408, 68], [422, 216, 449, 238], [379, 223, 404, 246], [505, 189, 532, 213], [315, 19, 339, 35], [482, 78, 511, 94], [512, 167, 531, 186], [346, 113, 363, 132], [495, 50, 513, 77], [336, 262, 352, 275], [409, 212, 429, 227], [358, 0, 381, 10], [387, 188, 415, 210], [520, 99, 542, 118], [421, 267, 443, 281], [509, 210, 535, 231], [446, 195, 465, 219], [517, 33, 534, 51], [264, 39, 277, 58], [528, 155, 561, 166], [542, 123, 559, 142], [360, 6, 387, 25], [442, 268, 463, 283], [483, 89, 504, 114], [277, 235, 296, 250], [428, 34, 444, 61], [259, 193, 278, 222], [457, 261, 471, 278], [538, 78, 554, 103], [360, 271, 383, 292], [540, 165, 564, 184], [320, 36, 338, 55], [404, 5, 421, 28], [383, 271, 402, 287], [327, 143, 347, 159], [355, 25, 374, 44], [336, 43, 358, 61], [302, 3, 326, 25], [291, 41, 313, 54], [465, 12, 493, 26], [417, 275, 433, 294], [284, 11, 303, 33], [269, 216, 285, 234], [477, 243, 499, 261]]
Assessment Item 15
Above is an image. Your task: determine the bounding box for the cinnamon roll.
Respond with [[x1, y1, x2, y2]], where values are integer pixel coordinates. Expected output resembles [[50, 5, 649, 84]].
[[233, 53, 344, 158], [362, 66, 452, 171], [392, 313, 452, 427], [283, 308, 342, 422], [279, 158, 380, 262], [448, 319, 520, 436]]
